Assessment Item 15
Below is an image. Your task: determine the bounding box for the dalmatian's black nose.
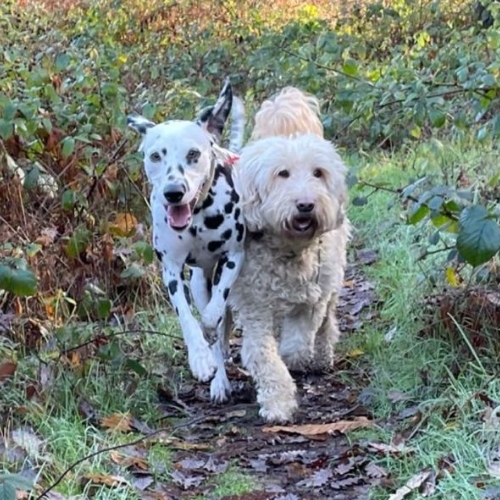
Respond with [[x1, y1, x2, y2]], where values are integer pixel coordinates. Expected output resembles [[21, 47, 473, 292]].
[[164, 186, 186, 204], [296, 202, 315, 213]]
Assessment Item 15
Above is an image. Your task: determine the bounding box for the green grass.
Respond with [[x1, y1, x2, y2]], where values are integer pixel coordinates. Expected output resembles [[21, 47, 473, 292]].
[[343, 139, 500, 499]]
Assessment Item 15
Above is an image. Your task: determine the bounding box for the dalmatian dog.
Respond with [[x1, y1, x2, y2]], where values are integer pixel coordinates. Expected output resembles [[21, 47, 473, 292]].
[[127, 81, 245, 402]]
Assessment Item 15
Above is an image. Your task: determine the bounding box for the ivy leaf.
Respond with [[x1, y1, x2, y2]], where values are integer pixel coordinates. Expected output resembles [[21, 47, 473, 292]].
[[0, 264, 37, 297], [456, 205, 500, 267], [61, 137, 75, 159], [407, 203, 429, 225]]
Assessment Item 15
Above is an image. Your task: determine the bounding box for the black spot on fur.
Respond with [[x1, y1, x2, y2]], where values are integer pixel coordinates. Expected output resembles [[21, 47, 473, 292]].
[[215, 164, 234, 188], [183, 284, 191, 305], [213, 255, 227, 286], [161, 148, 167, 156], [204, 214, 224, 230], [155, 250, 163, 262], [224, 202, 234, 214], [178, 235, 182, 240], [250, 230, 264, 241], [201, 195, 214, 210], [223, 288, 230, 300], [167, 174, 174, 181], [189, 226, 197, 237], [231, 190, 239, 203], [168, 280, 178, 295], [206, 278, 212, 294], [177, 165, 185, 175], [185, 253, 197, 265], [208, 240, 224, 252], [236, 222, 244, 242], [234, 208, 241, 219], [175, 307, 179, 315], [221, 228, 232, 240], [226, 260, 236, 269]]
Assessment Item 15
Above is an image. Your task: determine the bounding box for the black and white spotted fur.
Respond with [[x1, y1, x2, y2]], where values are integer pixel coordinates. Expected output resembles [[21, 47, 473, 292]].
[[127, 81, 245, 402]]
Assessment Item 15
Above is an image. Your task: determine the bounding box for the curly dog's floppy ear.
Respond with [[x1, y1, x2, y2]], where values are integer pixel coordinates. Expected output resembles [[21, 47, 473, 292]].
[[234, 142, 269, 232], [197, 79, 233, 141]]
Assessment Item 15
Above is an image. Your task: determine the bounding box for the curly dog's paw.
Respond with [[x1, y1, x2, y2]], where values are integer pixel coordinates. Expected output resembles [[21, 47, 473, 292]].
[[259, 396, 298, 423]]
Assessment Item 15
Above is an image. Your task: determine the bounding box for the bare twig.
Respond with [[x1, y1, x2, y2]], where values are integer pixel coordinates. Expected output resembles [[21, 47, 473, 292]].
[[33, 414, 206, 500]]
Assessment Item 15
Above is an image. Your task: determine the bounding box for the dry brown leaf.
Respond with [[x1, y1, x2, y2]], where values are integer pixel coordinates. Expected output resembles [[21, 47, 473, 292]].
[[109, 213, 138, 237], [0, 360, 17, 381], [388, 469, 433, 500], [100, 412, 133, 432], [262, 416, 372, 436], [82, 473, 129, 488], [367, 441, 415, 456], [109, 450, 149, 470]]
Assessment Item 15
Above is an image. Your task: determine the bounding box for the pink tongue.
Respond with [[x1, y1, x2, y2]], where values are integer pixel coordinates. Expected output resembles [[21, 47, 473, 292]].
[[167, 204, 191, 229]]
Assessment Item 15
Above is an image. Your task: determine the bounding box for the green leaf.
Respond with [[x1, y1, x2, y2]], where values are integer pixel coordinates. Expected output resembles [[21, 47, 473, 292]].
[[97, 299, 112, 319], [55, 53, 71, 71], [0, 264, 37, 297], [457, 205, 500, 267], [124, 358, 148, 377], [120, 264, 145, 280], [429, 108, 446, 128], [407, 203, 429, 225], [61, 137, 75, 159], [61, 189, 76, 211], [0, 119, 14, 140], [0, 478, 16, 500], [351, 196, 368, 206], [0, 474, 34, 492], [23, 166, 40, 190], [342, 58, 358, 77], [65, 228, 92, 259]]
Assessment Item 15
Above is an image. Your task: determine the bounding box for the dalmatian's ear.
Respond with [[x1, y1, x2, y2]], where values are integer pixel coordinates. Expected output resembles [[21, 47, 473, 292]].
[[127, 114, 156, 135], [197, 79, 233, 140]]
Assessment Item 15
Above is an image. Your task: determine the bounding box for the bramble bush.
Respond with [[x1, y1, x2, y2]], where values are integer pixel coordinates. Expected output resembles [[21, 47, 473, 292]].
[[1, 0, 500, 320]]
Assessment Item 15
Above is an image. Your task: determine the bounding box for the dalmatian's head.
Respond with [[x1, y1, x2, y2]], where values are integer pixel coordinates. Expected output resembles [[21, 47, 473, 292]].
[[128, 81, 233, 231]]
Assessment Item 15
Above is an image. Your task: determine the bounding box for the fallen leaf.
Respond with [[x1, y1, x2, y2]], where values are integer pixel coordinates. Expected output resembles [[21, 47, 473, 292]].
[[296, 468, 332, 488], [203, 455, 229, 474], [388, 469, 432, 500], [0, 361, 17, 382], [132, 475, 155, 491], [262, 417, 372, 436], [170, 470, 204, 490], [365, 462, 388, 478], [82, 473, 129, 488], [109, 450, 148, 470], [176, 458, 206, 470], [109, 213, 138, 237], [100, 413, 133, 432], [366, 441, 415, 456], [11, 427, 45, 461]]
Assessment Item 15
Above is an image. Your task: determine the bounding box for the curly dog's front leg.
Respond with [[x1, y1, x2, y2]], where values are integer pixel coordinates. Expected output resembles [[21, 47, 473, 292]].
[[240, 312, 298, 423]]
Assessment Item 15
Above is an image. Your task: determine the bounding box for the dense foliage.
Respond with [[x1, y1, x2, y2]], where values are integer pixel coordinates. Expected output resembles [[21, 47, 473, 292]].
[[1, 0, 500, 318]]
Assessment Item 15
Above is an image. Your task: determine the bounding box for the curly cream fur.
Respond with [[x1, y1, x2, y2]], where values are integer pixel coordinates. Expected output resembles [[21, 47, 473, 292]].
[[231, 89, 349, 422], [250, 87, 324, 140]]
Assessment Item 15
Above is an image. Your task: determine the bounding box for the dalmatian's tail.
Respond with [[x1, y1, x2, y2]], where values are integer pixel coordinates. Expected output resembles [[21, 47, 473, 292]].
[[228, 96, 245, 154]]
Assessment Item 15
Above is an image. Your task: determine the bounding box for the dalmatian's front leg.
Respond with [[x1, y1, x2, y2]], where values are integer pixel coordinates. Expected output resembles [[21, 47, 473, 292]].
[[201, 250, 244, 331], [162, 261, 217, 382]]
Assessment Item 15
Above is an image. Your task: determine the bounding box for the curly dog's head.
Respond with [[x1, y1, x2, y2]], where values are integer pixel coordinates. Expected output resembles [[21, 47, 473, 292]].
[[235, 134, 347, 241], [250, 87, 323, 141]]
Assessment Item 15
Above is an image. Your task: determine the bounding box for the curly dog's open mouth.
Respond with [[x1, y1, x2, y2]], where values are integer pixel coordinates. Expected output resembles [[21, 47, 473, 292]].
[[165, 197, 198, 231], [285, 215, 317, 237]]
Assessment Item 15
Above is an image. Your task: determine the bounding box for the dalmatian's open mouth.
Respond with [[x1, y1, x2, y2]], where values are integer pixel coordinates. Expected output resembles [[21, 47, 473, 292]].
[[165, 197, 198, 231]]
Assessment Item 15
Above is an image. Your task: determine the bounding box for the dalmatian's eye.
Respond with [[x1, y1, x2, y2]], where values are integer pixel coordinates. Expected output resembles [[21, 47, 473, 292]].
[[150, 152, 161, 163], [187, 149, 200, 161], [313, 168, 323, 178], [278, 169, 290, 178]]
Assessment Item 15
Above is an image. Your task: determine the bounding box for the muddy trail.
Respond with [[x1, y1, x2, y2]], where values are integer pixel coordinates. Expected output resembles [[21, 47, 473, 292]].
[[148, 248, 386, 500]]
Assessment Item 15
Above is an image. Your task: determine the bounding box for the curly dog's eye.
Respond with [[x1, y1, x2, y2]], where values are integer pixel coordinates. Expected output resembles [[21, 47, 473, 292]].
[[187, 149, 200, 161], [313, 169, 323, 178], [150, 152, 161, 163], [278, 169, 290, 178]]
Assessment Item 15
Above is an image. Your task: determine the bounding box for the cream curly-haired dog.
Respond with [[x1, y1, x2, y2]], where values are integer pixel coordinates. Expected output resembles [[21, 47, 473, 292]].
[[230, 87, 349, 423]]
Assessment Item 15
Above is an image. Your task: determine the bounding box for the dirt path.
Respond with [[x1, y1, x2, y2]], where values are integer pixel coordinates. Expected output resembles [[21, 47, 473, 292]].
[[153, 252, 382, 499]]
